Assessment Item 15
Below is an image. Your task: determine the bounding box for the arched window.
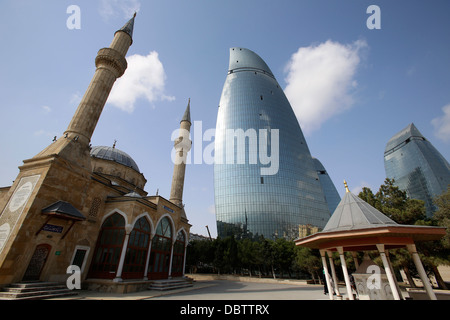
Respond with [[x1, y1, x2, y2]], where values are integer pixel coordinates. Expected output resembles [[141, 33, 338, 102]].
[[148, 217, 172, 280], [171, 231, 186, 277], [88, 213, 125, 279], [122, 217, 151, 279]]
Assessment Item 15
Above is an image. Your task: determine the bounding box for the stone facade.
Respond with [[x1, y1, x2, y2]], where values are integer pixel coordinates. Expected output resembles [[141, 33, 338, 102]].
[[0, 15, 191, 291]]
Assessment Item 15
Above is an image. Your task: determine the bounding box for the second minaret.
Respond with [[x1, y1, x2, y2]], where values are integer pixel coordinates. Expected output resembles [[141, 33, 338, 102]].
[[170, 99, 192, 207]]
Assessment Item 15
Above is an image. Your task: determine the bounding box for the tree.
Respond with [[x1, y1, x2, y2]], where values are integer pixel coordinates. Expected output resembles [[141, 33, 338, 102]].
[[358, 187, 378, 208], [271, 238, 295, 278], [238, 239, 264, 277], [293, 247, 322, 283], [374, 178, 426, 224], [433, 186, 450, 249]]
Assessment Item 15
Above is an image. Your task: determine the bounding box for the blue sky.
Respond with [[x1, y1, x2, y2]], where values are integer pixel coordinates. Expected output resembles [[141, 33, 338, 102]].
[[0, 0, 449, 238]]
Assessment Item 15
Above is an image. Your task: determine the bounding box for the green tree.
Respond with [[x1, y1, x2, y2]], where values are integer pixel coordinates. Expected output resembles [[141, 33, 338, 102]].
[[293, 246, 322, 283], [272, 238, 295, 278], [433, 186, 450, 249], [238, 239, 264, 277], [358, 186, 378, 208]]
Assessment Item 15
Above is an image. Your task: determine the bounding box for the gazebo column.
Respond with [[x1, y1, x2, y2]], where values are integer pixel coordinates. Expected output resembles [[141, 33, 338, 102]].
[[336, 247, 354, 300], [406, 244, 437, 300], [327, 250, 341, 297], [320, 250, 334, 300], [376, 244, 401, 300], [386, 249, 403, 300]]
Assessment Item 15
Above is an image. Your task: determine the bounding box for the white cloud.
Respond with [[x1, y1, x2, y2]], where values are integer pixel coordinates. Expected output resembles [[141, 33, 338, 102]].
[[208, 205, 216, 215], [284, 39, 367, 135], [350, 180, 373, 195], [41, 105, 51, 113], [107, 51, 175, 113], [70, 92, 82, 105], [99, 0, 140, 20], [431, 104, 450, 142]]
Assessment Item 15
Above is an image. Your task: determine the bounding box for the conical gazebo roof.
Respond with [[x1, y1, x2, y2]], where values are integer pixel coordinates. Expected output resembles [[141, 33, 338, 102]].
[[295, 181, 446, 251], [322, 189, 397, 233]]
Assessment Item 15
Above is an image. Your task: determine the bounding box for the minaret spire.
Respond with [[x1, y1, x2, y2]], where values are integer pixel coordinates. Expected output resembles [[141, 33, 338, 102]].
[[115, 12, 136, 44], [65, 16, 134, 143], [33, 15, 136, 170], [181, 98, 191, 124], [170, 99, 192, 207]]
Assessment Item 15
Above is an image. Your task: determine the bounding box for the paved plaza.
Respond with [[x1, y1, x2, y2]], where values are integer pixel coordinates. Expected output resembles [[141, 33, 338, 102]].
[[52, 279, 340, 300]]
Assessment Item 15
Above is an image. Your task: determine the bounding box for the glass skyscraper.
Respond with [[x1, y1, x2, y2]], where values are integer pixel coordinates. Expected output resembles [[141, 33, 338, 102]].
[[312, 157, 341, 215], [384, 123, 450, 216], [214, 47, 331, 240]]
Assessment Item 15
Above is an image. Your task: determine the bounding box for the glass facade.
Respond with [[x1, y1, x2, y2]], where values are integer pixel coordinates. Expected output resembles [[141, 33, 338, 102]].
[[312, 157, 341, 215], [384, 123, 450, 216], [214, 48, 331, 240]]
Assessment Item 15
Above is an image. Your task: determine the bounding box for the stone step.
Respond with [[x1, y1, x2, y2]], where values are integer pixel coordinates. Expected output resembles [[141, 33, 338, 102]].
[[148, 279, 193, 291], [0, 291, 78, 301], [3, 285, 67, 293], [7, 281, 62, 288], [0, 281, 78, 300]]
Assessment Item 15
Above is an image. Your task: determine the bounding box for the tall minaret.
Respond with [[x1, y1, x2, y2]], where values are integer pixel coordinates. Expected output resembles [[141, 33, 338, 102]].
[[34, 14, 136, 169], [170, 100, 192, 207], [65, 13, 135, 145]]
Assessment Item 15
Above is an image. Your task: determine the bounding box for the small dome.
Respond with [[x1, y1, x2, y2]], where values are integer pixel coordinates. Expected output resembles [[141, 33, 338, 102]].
[[90, 146, 140, 172]]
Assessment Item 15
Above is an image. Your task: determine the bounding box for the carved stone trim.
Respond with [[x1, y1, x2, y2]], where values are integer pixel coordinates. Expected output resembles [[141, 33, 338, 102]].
[[95, 48, 128, 78]]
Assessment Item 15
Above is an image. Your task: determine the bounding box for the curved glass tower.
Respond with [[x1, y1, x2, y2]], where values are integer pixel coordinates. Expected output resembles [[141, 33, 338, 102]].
[[214, 48, 331, 240], [312, 157, 341, 215], [384, 123, 450, 216]]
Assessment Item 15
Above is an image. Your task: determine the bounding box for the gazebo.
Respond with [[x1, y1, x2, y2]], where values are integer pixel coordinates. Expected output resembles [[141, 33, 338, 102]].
[[295, 181, 446, 300]]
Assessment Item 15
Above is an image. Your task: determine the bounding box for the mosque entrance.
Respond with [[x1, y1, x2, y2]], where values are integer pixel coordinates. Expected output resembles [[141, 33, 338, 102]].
[[88, 213, 126, 279], [148, 217, 172, 280], [23, 244, 51, 281]]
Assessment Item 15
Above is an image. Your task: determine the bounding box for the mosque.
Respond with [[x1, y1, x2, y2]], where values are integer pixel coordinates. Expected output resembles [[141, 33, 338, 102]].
[[0, 14, 192, 293]]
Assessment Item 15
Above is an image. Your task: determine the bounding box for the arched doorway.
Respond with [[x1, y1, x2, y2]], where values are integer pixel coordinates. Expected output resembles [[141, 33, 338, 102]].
[[23, 244, 51, 281], [171, 231, 186, 277], [88, 213, 126, 279], [122, 217, 151, 280], [148, 217, 172, 280]]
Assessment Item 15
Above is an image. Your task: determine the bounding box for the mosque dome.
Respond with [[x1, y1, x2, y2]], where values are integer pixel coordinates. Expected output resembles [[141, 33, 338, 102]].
[[90, 146, 140, 172]]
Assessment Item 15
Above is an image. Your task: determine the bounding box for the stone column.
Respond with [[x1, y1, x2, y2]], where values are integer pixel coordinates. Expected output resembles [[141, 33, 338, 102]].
[[182, 244, 188, 277], [143, 236, 153, 280], [337, 246, 354, 300], [114, 224, 133, 282], [407, 244, 437, 300], [168, 241, 175, 279], [376, 244, 401, 300], [320, 250, 334, 300]]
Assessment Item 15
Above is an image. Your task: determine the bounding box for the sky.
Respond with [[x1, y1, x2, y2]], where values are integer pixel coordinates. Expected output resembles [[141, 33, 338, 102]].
[[0, 0, 449, 238]]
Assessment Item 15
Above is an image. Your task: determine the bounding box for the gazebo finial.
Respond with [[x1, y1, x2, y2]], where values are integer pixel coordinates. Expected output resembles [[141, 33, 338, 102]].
[[344, 180, 350, 193]]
